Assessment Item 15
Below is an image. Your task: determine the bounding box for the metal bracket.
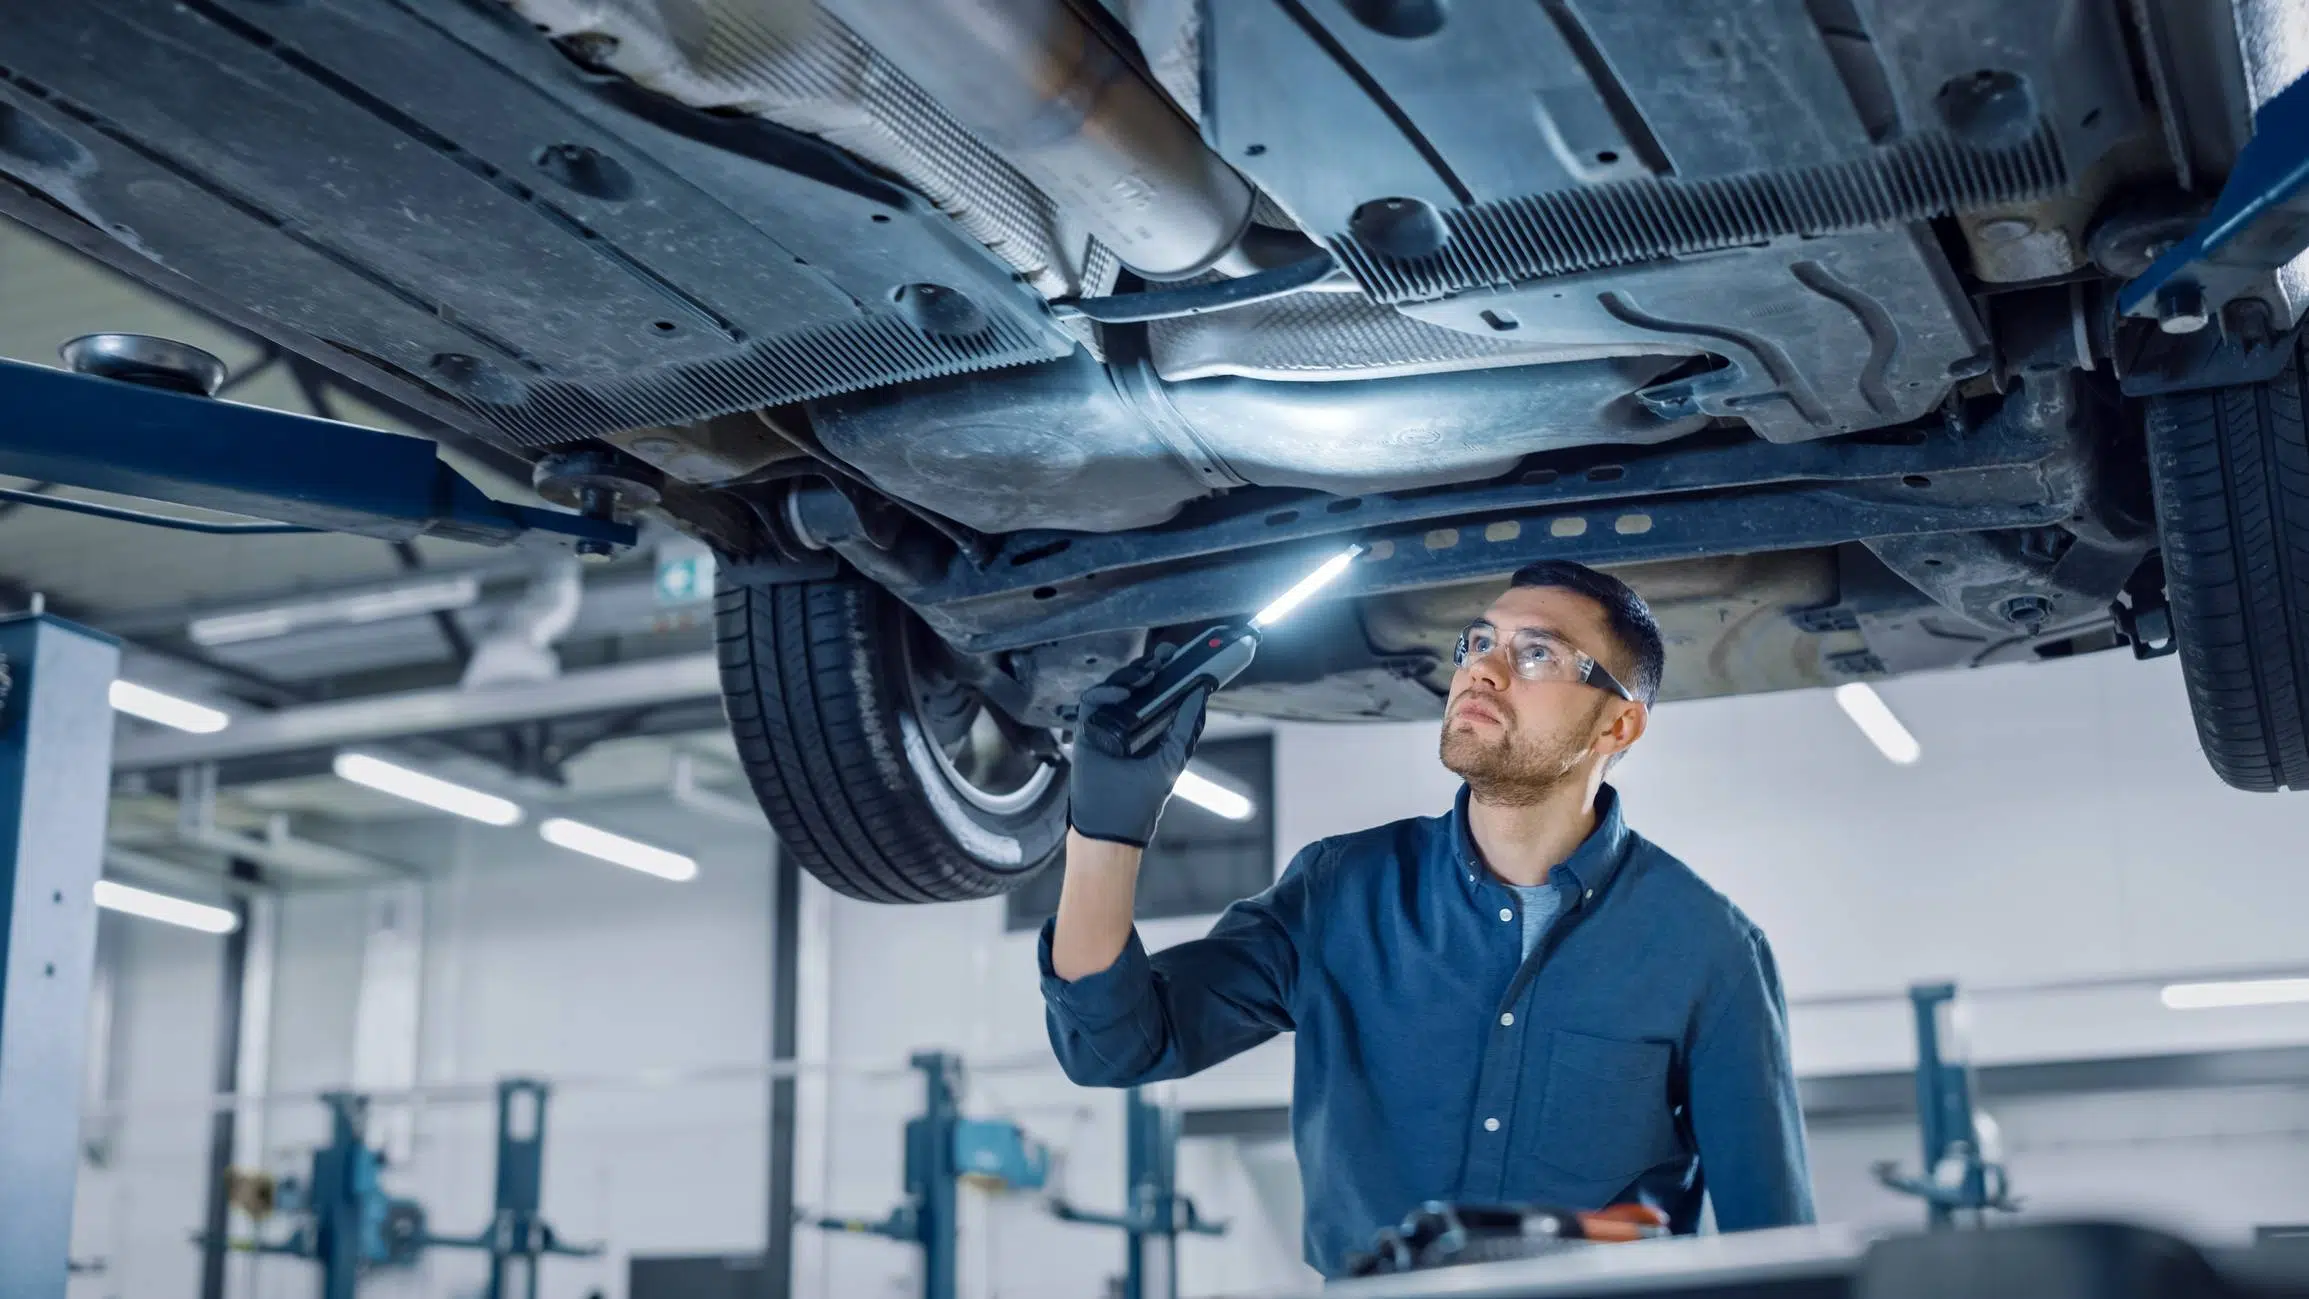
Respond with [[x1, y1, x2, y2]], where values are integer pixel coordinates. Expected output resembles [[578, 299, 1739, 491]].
[[2118, 69, 2309, 331], [0, 357, 634, 553]]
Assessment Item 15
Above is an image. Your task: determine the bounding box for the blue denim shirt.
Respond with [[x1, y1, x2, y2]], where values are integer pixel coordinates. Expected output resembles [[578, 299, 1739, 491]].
[[1038, 784, 1814, 1277]]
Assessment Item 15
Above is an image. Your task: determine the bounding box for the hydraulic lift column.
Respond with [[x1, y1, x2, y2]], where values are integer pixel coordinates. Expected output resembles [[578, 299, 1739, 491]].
[[0, 614, 121, 1299]]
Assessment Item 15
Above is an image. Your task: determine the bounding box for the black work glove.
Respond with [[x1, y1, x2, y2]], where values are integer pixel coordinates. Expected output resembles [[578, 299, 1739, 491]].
[[1066, 647, 1211, 849]]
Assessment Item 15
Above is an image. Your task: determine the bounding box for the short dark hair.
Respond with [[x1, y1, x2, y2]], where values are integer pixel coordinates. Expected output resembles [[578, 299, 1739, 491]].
[[1506, 560, 1665, 706]]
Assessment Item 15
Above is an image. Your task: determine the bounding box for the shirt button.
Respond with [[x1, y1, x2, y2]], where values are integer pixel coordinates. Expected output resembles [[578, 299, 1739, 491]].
[[1483, 1117, 1501, 1132], [1500, 1012, 1514, 1027], [1498, 908, 1513, 922], [1585, 889, 1594, 901]]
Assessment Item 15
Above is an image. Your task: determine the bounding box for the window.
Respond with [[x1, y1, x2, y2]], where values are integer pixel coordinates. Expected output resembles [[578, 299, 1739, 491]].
[[1006, 734, 1276, 931]]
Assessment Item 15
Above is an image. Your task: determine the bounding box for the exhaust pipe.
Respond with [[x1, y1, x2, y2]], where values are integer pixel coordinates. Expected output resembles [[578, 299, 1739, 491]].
[[818, 0, 1255, 280]]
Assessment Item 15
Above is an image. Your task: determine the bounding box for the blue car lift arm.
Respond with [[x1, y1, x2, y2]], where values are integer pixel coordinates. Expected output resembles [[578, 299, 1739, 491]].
[[0, 355, 632, 552], [2119, 69, 2309, 335]]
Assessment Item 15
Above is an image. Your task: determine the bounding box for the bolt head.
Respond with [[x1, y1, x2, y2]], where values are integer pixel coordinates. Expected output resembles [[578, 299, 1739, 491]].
[[2155, 282, 2211, 334], [1977, 217, 2034, 243], [575, 539, 616, 562]]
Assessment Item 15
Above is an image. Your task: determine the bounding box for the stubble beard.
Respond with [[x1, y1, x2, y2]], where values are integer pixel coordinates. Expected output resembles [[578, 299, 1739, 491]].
[[1438, 696, 1602, 807]]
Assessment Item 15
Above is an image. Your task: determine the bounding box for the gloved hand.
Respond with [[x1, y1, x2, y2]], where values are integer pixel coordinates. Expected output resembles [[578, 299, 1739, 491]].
[[1067, 647, 1210, 849]]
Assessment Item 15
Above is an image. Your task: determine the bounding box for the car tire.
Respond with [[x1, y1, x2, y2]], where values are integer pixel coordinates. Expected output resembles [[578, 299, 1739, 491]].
[[715, 574, 1069, 901], [2143, 338, 2309, 792]]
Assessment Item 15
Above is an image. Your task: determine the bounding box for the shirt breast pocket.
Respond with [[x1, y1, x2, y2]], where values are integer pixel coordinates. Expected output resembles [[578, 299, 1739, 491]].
[[1534, 1030, 1681, 1185]]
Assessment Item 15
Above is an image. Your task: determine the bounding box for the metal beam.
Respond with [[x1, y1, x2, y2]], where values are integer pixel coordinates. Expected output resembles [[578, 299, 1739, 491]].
[[0, 614, 121, 1298], [764, 848, 801, 1299], [0, 357, 628, 551], [198, 862, 258, 1299], [112, 652, 723, 770]]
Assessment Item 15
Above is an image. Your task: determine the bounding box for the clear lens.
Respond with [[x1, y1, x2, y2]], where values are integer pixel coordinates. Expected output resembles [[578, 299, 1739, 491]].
[[1453, 627, 1583, 684]]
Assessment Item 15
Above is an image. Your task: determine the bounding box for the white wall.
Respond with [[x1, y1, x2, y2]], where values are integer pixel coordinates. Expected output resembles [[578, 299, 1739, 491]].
[[808, 647, 2309, 1295], [72, 646, 2309, 1297], [1809, 1083, 2309, 1243], [73, 797, 781, 1299]]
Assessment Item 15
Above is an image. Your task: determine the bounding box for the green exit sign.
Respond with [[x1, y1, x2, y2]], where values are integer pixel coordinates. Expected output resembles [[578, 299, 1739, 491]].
[[654, 552, 715, 605]]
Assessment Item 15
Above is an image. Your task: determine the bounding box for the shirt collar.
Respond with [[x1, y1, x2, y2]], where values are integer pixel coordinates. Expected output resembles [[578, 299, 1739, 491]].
[[1449, 782, 1633, 905]]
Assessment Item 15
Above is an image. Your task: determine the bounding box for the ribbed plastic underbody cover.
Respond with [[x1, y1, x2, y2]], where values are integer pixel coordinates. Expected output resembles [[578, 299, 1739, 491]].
[[0, 0, 1073, 447]]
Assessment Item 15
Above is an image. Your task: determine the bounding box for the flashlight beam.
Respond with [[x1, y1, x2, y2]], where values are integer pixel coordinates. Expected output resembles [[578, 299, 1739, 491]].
[[1250, 545, 1364, 630]]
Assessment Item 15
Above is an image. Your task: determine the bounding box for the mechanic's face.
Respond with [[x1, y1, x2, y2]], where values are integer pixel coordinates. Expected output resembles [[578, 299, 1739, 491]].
[[1439, 585, 1646, 805]]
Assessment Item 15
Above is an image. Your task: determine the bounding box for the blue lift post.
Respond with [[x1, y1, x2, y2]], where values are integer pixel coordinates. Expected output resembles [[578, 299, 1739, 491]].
[[241, 1079, 596, 1299], [816, 1052, 1051, 1299], [0, 614, 122, 1299], [471, 1078, 594, 1299], [1050, 1088, 1226, 1299], [1872, 982, 2019, 1229]]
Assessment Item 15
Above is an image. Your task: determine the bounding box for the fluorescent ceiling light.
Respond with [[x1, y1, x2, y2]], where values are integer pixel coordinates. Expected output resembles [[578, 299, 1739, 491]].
[[1172, 767, 1255, 821], [539, 817, 697, 882], [1250, 545, 1365, 630], [94, 879, 239, 934], [2161, 977, 2309, 1010], [109, 679, 231, 734], [333, 752, 522, 827], [1833, 683, 1920, 765], [188, 575, 481, 646]]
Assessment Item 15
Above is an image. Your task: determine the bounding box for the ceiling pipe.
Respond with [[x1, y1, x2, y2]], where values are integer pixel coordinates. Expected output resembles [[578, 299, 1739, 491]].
[[460, 556, 583, 689], [112, 653, 723, 771]]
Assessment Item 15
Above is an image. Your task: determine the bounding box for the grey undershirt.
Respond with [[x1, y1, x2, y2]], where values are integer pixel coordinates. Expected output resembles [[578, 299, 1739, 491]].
[[1508, 881, 1565, 959]]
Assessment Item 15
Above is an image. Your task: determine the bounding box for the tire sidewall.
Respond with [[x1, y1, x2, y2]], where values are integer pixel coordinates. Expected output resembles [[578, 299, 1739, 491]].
[[863, 584, 1069, 883]]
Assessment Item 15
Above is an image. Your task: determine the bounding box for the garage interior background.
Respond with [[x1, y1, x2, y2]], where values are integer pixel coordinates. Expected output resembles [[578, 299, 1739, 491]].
[[8, 216, 2309, 1299]]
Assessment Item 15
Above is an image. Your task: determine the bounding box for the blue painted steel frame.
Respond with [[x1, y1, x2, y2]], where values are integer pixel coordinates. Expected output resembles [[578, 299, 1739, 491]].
[[2120, 70, 2309, 323], [1050, 1089, 1225, 1299], [0, 358, 633, 551], [0, 615, 122, 1299], [814, 1052, 1060, 1299], [249, 1080, 594, 1299], [1874, 983, 2018, 1230]]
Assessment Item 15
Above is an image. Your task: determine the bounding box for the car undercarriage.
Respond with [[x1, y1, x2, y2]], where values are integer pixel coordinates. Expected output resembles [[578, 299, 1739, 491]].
[[2, 0, 2305, 899]]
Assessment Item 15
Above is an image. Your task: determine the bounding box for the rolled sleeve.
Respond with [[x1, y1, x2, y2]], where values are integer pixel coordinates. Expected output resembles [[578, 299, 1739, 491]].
[[1038, 922, 1167, 1083], [1040, 844, 1320, 1088], [1688, 926, 1816, 1230]]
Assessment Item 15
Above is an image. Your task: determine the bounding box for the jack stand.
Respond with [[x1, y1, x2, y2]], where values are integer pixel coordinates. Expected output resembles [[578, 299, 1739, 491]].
[[1051, 1088, 1227, 1299], [815, 1052, 1051, 1299], [1872, 982, 2020, 1229], [228, 1079, 598, 1299]]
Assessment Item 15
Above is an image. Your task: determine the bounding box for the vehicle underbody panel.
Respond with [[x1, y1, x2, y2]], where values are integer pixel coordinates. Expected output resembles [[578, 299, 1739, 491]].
[[0, 0, 1074, 447], [0, 0, 2288, 728]]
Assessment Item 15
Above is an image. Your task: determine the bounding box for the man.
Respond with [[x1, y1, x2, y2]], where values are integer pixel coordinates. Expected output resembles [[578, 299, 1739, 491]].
[[1038, 559, 1813, 1277]]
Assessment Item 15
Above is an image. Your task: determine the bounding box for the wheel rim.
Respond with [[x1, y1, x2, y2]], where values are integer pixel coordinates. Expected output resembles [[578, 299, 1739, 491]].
[[898, 630, 1057, 818]]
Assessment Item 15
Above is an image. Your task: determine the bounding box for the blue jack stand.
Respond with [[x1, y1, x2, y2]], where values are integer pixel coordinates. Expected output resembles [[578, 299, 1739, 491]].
[[0, 614, 121, 1299], [816, 1052, 1052, 1299], [235, 1079, 597, 1299], [1872, 982, 2020, 1229], [1051, 1088, 1227, 1299]]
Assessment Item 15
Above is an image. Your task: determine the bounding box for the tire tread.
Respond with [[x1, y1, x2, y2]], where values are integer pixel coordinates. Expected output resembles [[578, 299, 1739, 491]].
[[714, 577, 1064, 902], [2146, 340, 2309, 791]]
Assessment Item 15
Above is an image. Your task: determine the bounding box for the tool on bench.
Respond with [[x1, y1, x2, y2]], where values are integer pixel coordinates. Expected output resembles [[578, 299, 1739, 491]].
[[1082, 544, 1363, 754], [1345, 1201, 1669, 1276]]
